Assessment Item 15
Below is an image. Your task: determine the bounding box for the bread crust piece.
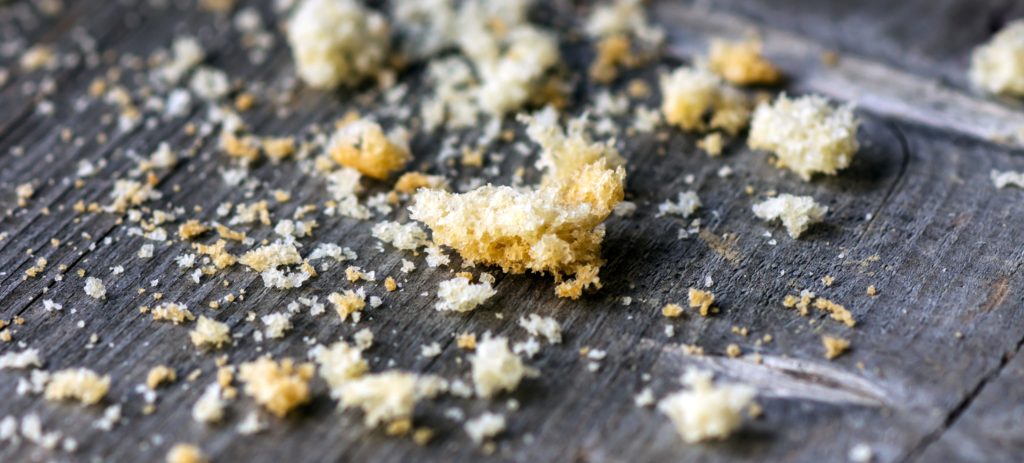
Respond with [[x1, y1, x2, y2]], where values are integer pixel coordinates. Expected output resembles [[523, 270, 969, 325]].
[[411, 160, 625, 298]]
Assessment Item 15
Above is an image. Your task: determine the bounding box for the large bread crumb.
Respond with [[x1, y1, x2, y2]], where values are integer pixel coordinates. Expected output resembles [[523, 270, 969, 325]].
[[237, 357, 314, 417], [969, 21, 1024, 96], [752, 194, 827, 239], [329, 119, 411, 180], [660, 67, 721, 131], [152, 302, 195, 325], [688, 288, 715, 316], [464, 412, 505, 444], [410, 160, 625, 299], [147, 365, 176, 389], [190, 316, 231, 349], [435, 277, 496, 312], [471, 334, 536, 398], [518, 314, 562, 343], [708, 39, 782, 86], [44, 368, 110, 405], [338, 371, 419, 427], [286, 0, 390, 88], [657, 368, 756, 443], [748, 93, 859, 180]]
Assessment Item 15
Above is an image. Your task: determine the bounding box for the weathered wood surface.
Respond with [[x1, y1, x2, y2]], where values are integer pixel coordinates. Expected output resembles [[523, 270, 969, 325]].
[[0, 0, 1022, 462]]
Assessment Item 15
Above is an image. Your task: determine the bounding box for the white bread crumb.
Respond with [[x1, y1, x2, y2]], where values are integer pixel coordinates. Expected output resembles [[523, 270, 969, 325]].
[[237, 357, 314, 417], [657, 368, 756, 443], [435, 277, 496, 312], [991, 169, 1024, 189], [192, 383, 227, 424], [310, 341, 368, 393], [657, 191, 701, 218], [970, 21, 1024, 96], [84, 277, 106, 299], [0, 348, 43, 369], [471, 334, 535, 398], [190, 316, 231, 349], [286, 0, 390, 88], [517, 314, 562, 343], [464, 412, 505, 444], [748, 93, 859, 180], [753, 194, 827, 239], [420, 342, 442, 358], [372, 221, 428, 251], [338, 371, 419, 427]]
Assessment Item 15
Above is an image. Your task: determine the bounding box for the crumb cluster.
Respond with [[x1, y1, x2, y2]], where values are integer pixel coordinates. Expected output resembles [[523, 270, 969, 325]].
[[748, 94, 859, 180], [752, 194, 828, 239]]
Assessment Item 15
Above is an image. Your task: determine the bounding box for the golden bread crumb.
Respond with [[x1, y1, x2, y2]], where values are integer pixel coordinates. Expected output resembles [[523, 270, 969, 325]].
[[329, 290, 366, 321], [147, 365, 177, 389], [44, 368, 110, 405], [190, 316, 231, 349], [708, 39, 782, 86], [457, 333, 478, 350], [822, 335, 850, 359], [177, 220, 209, 240], [329, 119, 411, 180], [688, 288, 715, 316], [662, 303, 684, 318], [237, 357, 314, 417]]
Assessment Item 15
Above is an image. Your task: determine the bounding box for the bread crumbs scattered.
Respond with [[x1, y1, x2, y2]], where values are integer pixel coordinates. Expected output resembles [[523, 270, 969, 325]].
[[84, 277, 106, 299], [814, 298, 856, 327], [753, 194, 827, 239], [311, 341, 368, 392], [329, 289, 366, 321], [662, 303, 685, 318], [166, 443, 207, 463], [657, 191, 701, 218], [147, 365, 176, 389], [261, 312, 293, 338], [44, 368, 110, 405], [435, 277, 496, 312], [286, 0, 390, 88], [411, 160, 624, 298], [472, 334, 536, 398], [152, 302, 194, 325], [823, 335, 850, 359], [657, 368, 756, 443], [518, 314, 562, 343], [969, 21, 1024, 96], [190, 316, 231, 349], [688, 288, 715, 316], [329, 119, 411, 179], [338, 371, 419, 427], [726, 343, 741, 358], [465, 412, 505, 445], [192, 383, 227, 424], [748, 93, 859, 180], [237, 357, 314, 417], [457, 333, 477, 350], [708, 39, 782, 86]]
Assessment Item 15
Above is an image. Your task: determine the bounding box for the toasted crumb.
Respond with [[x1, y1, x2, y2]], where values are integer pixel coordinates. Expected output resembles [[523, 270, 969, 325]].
[[166, 443, 206, 463], [193, 240, 237, 268], [329, 119, 411, 180], [339, 370, 422, 430], [286, 0, 390, 88], [435, 277, 496, 312], [753, 194, 827, 239], [866, 285, 877, 296], [239, 242, 301, 273], [970, 21, 1024, 96], [748, 93, 859, 180], [662, 303, 685, 317], [589, 34, 632, 83], [708, 39, 782, 86], [457, 333, 478, 350], [192, 383, 227, 424], [147, 366, 177, 389], [44, 368, 110, 405], [822, 335, 850, 359], [821, 276, 835, 287], [177, 220, 210, 240], [152, 302, 194, 325], [237, 357, 314, 417], [394, 172, 449, 193], [688, 288, 715, 316], [329, 290, 366, 321], [84, 277, 106, 299], [725, 344, 741, 358], [471, 334, 535, 398], [657, 368, 756, 443], [411, 160, 624, 299], [385, 277, 397, 291]]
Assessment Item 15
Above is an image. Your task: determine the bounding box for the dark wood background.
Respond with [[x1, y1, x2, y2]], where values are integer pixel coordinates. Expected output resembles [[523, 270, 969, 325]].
[[0, 0, 1022, 462]]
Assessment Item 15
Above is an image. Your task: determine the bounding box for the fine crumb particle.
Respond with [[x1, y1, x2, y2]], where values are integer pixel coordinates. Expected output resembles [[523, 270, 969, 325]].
[[726, 343, 741, 358], [420, 342, 442, 358], [435, 277, 496, 312], [688, 288, 715, 316], [969, 21, 1024, 96], [44, 368, 111, 405], [822, 276, 835, 287], [814, 297, 856, 327], [152, 302, 195, 325], [237, 357, 314, 417], [657, 368, 756, 443], [634, 388, 655, 407], [517, 314, 562, 343], [262, 313, 293, 339], [662, 303, 684, 317], [146, 365, 176, 389], [311, 341, 368, 392], [457, 333, 477, 350], [849, 443, 874, 463], [192, 383, 227, 424], [823, 335, 850, 360], [338, 371, 419, 427], [177, 220, 210, 240], [708, 39, 782, 86], [329, 119, 411, 179], [354, 328, 374, 351], [753, 194, 828, 239], [239, 242, 301, 273], [748, 93, 859, 181], [411, 160, 625, 299], [465, 412, 505, 445], [190, 316, 231, 349], [657, 191, 701, 218], [84, 277, 106, 300], [166, 443, 207, 463], [867, 285, 878, 296], [472, 334, 536, 398], [990, 170, 1024, 189], [329, 289, 366, 321], [394, 172, 449, 194], [698, 132, 723, 157]]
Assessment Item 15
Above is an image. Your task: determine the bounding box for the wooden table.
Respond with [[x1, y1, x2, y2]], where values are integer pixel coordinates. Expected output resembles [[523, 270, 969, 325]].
[[0, 0, 1022, 461]]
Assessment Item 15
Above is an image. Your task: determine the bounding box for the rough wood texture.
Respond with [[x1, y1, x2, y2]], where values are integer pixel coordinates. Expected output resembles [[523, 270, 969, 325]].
[[0, 1, 1022, 462]]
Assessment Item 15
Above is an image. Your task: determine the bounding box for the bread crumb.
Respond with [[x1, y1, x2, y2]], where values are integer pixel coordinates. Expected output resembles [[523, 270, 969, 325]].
[[286, 0, 390, 88], [660, 67, 720, 131], [866, 285, 877, 296], [261, 312, 293, 339], [517, 314, 562, 343], [411, 160, 624, 298], [698, 133, 723, 157], [238, 357, 314, 417], [662, 303, 684, 317], [394, 172, 449, 193], [329, 289, 366, 321], [152, 302, 194, 325], [748, 93, 859, 180], [193, 240, 237, 268], [457, 332, 477, 350], [311, 341, 368, 392], [372, 221, 428, 251], [814, 298, 856, 327], [657, 191, 701, 218], [190, 316, 231, 349], [329, 119, 411, 179], [44, 368, 110, 405], [354, 328, 373, 350], [688, 288, 715, 316], [177, 220, 210, 240], [821, 276, 835, 287], [990, 170, 1024, 189], [657, 368, 756, 443], [435, 277, 496, 312], [465, 412, 505, 445], [338, 371, 419, 427], [384, 277, 397, 291], [84, 277, 106, 299], [708, 39, 782, 86], [822, 335, 850, 359], [471, 334, 536, 398], [725, 343, 741, 358], [970, 21, 1024, 95], [192, 383, 227, 424], [239, 242, 301, 272], [519, 105, 624, 184], [147, 365, 176, 389], [753, 194, 827, 239], [166, 443, 207, 463]]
